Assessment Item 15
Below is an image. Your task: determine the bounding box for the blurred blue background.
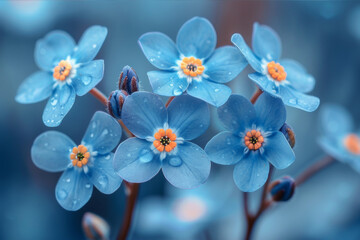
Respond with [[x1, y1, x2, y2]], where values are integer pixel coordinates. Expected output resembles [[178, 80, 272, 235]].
[[1, 0, 360, 239]]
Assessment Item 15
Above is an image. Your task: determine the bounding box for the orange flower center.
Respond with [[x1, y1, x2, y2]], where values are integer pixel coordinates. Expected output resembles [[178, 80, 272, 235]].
[[153, 128, 177, 152], [267, 61, 287, 81], [244, 130, 264, 150], [70, 145, 90, 168], [180, 57, 205, 77], [53, 60, 72, 81], [344, 134, 360, 155]]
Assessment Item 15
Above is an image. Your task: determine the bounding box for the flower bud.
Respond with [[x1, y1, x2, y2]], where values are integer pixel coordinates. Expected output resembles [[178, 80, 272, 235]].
[[82, 212, 110, 240], [107, 90, 128, 119], [269, 176, 295, 202], [280, 123, 295, 148], [118, 65, 139, 94]]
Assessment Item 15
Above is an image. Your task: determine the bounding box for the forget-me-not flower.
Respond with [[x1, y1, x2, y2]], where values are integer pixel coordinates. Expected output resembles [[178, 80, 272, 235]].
[[31, 112, 122, 211], [113, 92, 211, 189], [138, 17, 248, 107], [16, 25, 107, 127], [231, 23, 320, 112], [205, 93, 295, 192], [318, 104, 360, 171]]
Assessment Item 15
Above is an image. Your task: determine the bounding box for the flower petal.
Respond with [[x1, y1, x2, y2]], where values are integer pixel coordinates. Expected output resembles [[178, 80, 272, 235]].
[[162, 142, 211, 189], [217, 94, 256, 134], [204, 46, 248, 83], [15, 71, 53, 104], [252, 23, 281, 61], [72, 60, 104, 96], [31, 131, 75, 172], [231, 33, 263, 73], [82, 111, 122, 154], [176, 17, 216, 59], [263, 132, 295, 169], [42, 84, 76, 127], [35, 30, 75, 71], [113, 138, 161, 183], [248, 72, 278, 96], [72, 25, 107, 63], [167, 95, 210, 140], [55, 167, 93, 211], [138, 32, 179, 70], [147, 71, 188, 96], [121, 92, 167, 138], [86, 153, 122, 194], [254, 93, 286, 131], [233, 151, 269, 192], [280, 59, 315, 93], [318, 136, 352, 164], [278, 86, 320, 112], [205, 132, 245, 165], [319, 104, 353, 138], [187, 79, 231, 107]]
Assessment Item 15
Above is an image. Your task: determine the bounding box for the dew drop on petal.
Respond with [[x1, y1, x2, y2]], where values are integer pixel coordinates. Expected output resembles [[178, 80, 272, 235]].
[[97, 175, 108, 187], [169, 157, 182, 167], [139, 149, 153, 163], [57, 189, 68, 200]]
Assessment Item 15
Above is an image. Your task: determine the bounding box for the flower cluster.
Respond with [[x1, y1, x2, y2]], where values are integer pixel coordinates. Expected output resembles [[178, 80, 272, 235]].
[[17, 17, 321, 216]]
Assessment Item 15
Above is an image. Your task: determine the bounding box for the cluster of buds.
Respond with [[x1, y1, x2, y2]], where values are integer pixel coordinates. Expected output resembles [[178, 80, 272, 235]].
[[107, 66, 139, 119]]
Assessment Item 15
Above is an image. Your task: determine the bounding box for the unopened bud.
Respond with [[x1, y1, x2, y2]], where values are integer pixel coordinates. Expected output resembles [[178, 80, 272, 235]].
[[280, 123, 295, 148], [118, 65, 139, 94], [107, 90, 128, 119], [82, 212, 110, 240], [269, 176, 295, 202]]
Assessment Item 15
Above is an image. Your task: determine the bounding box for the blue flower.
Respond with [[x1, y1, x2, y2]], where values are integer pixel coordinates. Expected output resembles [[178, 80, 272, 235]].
[[138, 17, 248, 107], [113, 92, 211, 189], [205, 93, 295, 192], [31, 111, 122, 211], [16, 25, 107, 127], [231, 23, 320, 112], [135, 170, 239, 239], [318, 104, 360, 171]]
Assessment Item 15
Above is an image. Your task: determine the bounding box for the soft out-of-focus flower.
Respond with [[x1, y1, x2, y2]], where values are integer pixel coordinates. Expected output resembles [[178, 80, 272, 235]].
[[119, 65, 139, 94], [107, 90, 128, 119], [82, 212, 110, 240], [138, 17, 248, 107], [136, 170, 239, 239], [31, 112, 122, 211], [16, 26, 107, 127], [231, 23, 320, 112], [269, 176, 295, 202], [113, 92, 211, 189], [205, 93, 295, 192], [318, 104, 360, 171]]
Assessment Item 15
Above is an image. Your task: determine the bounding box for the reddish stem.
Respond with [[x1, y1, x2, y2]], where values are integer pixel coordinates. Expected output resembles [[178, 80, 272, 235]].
[[250, 88, 263, 104], [89, 87, 139, 240], [165, 96, 175, 108]]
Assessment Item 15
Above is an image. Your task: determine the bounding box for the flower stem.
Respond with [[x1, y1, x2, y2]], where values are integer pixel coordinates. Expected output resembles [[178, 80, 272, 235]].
[[116, 182, 140, 240], [89, 87, 138, 239], [165, 96, 175, 107], [250, 88, 263, 104], [295, 155, 335, 186]]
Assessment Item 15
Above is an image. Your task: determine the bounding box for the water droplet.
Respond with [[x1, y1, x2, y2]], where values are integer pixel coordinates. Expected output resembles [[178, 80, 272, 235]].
[[139, 149, 153, 163], [101, 129, 109, 136], [288, 98, 297, 104], [214, 88, 219, 92], [228, 72, 232, 75], [57, 189, 67, 200], [50, 98, 58, 106], [199, 124, 204, 128], [85, 184, 91, 188], [66, 178, 71, 183], [98, 175, 108, 187], [127, 153, 131, 157], [92, 44, 97, 48], [169, 157, 182, 167], [173, 88, 182, 96], [105, 154, 111, 160], [150, 58, 155, 62], [82, 76, 92, 86], [90, 133, 94, 138]]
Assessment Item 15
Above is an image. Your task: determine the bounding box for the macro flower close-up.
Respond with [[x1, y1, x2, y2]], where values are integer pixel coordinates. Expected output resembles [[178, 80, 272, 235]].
[[231, 23, 320, 112], [31, 111, 123, 210], [15, 25, 107, 127], [205, 93, 295, 192], [138, 17, 248, 107], [113, 92, 211, 189]]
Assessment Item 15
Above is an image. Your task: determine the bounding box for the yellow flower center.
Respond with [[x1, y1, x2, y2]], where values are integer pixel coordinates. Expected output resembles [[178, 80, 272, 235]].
[[70, 145, 90, 168], [153, 128, 177, 152], [344, 134, 360, 155], [244, 130, 264, 150], [180, 57, 205, 77], [53, 60, 72, 81], [267, 61, 287, 81]]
